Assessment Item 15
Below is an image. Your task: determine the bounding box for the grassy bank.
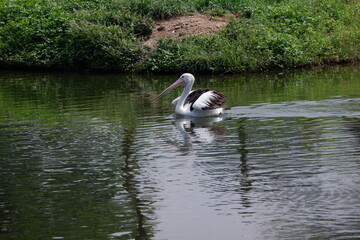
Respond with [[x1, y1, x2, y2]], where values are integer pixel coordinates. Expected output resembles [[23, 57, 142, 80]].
[[0, 0, 359, 73]]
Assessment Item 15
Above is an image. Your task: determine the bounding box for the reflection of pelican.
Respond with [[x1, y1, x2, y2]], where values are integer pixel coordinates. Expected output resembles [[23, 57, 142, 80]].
[[156, 73, 227, 117], [175, 117, 226, 146]]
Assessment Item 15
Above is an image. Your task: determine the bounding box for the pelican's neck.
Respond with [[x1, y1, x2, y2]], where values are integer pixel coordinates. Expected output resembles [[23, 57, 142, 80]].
[[176, 81, 193, 113]]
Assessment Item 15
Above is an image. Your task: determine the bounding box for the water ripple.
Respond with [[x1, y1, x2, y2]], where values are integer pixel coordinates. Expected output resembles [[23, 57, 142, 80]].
[[228, 97, 360, 118]]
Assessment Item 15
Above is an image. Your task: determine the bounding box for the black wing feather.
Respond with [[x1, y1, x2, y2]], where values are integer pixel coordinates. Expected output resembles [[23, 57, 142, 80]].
[[202, 90, 227, 110], [185, 89, 227, 111]]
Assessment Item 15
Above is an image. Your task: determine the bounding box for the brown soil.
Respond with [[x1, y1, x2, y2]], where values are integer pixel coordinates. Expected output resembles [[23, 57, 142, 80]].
[[142, 14, 233, 48]]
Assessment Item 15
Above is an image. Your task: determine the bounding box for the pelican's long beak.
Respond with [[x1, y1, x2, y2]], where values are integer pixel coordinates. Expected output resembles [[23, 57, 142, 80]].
[[154, 78, 184, 100]]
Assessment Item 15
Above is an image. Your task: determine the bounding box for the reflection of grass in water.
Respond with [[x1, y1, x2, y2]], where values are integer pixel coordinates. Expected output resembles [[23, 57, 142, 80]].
[[1, 65, 360, 240], [0, 73, 157, 240], [1, 64, 360, 126], [221, 64, 360, 107], [0, 73, 145, 127]]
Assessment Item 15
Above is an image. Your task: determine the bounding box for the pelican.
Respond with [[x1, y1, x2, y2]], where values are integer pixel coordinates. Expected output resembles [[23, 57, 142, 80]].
[[156, 73, 227, 117]]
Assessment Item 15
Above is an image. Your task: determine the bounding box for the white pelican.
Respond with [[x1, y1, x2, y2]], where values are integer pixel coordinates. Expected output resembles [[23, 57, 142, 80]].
[[156, 73, 227, 117]]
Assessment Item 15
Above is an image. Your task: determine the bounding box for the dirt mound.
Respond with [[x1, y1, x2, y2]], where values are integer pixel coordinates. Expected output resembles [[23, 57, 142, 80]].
[[143, 14, 232, 48]]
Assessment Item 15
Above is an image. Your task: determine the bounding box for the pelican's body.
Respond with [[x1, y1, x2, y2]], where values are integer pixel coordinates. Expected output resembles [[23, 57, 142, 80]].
[[156, 73, 226, 117]]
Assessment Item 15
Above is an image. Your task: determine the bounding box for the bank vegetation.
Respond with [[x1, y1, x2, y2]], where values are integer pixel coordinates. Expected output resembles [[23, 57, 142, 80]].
[[0, 0, 359, 73]]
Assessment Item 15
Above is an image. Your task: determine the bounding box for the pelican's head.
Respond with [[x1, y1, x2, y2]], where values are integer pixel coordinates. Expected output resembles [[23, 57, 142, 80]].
[[155, 73, 195, 99], [180, 73, 195, 86]]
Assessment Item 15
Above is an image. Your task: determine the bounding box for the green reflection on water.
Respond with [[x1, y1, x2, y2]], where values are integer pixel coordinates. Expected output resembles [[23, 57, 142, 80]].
[[0, 64, 360, 240], [1, 65, 360, 123]]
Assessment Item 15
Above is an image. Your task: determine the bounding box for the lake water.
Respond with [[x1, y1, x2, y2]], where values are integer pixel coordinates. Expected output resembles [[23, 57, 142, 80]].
[[1, 65, 360, 240]]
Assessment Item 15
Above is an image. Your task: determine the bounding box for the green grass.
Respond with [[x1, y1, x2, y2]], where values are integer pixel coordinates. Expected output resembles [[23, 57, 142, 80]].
[[0, 0, 359, 72]]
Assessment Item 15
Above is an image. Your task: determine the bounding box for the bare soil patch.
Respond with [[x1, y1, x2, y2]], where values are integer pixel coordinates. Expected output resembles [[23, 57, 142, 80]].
[[143, 14, 232, 48]]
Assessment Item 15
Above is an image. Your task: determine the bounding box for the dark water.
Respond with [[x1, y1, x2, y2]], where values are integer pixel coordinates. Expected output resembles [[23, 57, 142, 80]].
[[1, 65, 360, 240]]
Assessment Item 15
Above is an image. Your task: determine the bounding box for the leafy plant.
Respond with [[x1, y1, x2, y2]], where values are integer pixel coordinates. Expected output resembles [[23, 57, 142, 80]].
[[0, 0, 359, 72]]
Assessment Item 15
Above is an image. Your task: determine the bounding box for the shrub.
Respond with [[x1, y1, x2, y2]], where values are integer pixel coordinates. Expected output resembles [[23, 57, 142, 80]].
[[0, 0, 359, 72], [0, 0, 148, 71], [138, 40, 184, 72], [62, 21, 145, 71], [74, 9, 153, 37], [0, 0, 69, 67]]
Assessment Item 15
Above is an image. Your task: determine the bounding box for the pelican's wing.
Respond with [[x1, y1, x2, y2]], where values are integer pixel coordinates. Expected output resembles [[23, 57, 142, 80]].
[[171, 97, 180, 106], [185, 89, 226, 111]]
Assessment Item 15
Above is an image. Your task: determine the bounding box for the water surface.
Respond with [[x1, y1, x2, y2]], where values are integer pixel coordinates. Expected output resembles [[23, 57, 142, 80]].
[[1, 65, 360, 240]]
